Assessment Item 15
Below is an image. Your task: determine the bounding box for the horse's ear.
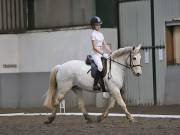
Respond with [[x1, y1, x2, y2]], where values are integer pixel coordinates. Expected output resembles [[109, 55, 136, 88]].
[[133, 46, 135, 50], [137, 44, 142, 49], [135, 44, 142, 52]]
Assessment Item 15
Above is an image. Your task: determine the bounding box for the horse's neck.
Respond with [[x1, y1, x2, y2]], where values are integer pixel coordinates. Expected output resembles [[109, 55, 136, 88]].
[[111, 47, 131, 67], [114, 52, 129, 67], [108, 53, 129, 77], [114, 53, 129, 72]]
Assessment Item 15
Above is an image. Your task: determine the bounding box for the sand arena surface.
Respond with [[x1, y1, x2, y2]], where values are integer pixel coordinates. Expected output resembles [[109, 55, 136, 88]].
[[0, 115, 180, 135], [0, 105, 180, 135]]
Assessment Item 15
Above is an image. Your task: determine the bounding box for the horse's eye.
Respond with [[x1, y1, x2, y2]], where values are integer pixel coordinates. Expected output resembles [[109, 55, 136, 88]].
[[133, 57, 136, 60]]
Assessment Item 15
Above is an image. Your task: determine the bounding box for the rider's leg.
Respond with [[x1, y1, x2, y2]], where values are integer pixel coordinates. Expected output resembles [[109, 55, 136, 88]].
[[92, 55, 103, 72], [93, 55, 106, 92], [93, 71, 101, 90], [92, 55, 103, 90], [99, 73, 106, 92]]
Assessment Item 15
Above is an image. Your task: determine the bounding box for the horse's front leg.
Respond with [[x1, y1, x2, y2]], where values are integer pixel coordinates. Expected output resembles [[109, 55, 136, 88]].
[[112, 88, 137, 122], [96, 96, 116, 123]]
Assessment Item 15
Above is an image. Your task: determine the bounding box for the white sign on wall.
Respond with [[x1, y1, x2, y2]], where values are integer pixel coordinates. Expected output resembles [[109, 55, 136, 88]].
[[144, 50, 149, 64], [159, 49, 163, 61]]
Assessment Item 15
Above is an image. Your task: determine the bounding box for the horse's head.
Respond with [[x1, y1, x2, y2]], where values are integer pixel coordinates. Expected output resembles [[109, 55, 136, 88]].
[[111, 44, 142, 77], [127, 44, 142, 77]]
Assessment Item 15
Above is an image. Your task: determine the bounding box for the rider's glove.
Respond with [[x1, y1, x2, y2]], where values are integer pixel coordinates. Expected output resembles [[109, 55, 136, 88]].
[[102, 53, 110, 59]]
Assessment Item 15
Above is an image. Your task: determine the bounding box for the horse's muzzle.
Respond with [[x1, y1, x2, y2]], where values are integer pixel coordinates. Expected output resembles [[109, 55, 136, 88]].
[[136, 73, 141, 77]]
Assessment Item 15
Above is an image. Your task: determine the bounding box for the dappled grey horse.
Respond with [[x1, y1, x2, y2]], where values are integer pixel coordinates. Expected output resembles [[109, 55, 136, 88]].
[[43, 45, 142, 124]]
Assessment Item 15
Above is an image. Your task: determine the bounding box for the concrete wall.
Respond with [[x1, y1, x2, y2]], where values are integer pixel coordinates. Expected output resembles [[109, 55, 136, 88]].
[[0, 35, 19, 73], [18, 28, 117, 72], [0, 28, 117, 108]]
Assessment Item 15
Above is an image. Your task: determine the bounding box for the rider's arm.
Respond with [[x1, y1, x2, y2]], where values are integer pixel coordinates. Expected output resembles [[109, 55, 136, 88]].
[[92, 40, 103, 55], [102, 40, 112, 54]]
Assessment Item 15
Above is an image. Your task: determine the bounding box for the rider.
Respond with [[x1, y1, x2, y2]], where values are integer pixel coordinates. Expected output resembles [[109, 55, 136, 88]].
[[90, 16, 112, 91]]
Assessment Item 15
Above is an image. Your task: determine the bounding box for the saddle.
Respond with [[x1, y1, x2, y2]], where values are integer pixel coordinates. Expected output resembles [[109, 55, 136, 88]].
[[85, 55, 107, 78]]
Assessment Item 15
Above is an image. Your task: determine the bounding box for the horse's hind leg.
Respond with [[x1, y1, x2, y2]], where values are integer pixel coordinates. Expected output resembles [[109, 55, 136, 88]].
[[73, 89, 93, 123], [112, 88, 137, 122], [44, 105, 59, 124], [44, 90, 68, 124], [96, 96, 116, 123]]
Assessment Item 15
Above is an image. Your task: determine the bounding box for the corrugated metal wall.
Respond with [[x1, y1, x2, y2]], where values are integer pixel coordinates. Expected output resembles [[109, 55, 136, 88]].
[[33, 0, 94, 28], [119, 0, 180, 105], [0, 0, 27, 33], [119, 0, 154, 106]]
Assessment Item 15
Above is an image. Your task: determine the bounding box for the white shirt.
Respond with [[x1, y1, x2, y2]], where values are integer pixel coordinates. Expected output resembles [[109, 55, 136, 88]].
[[91, 30, 104, 55]]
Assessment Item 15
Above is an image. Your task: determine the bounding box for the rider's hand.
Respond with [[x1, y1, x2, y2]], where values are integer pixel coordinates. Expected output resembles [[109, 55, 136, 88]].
[[102, 53, 110, 59]]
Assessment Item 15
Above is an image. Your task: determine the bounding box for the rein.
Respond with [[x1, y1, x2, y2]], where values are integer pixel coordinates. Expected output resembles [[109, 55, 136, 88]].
[[107, 52, 142, 79]]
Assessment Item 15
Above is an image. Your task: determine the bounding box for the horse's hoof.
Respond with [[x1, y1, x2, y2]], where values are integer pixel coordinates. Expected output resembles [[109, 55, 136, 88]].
[[96, 115, 102, 123], [44, 120, 51, 124], [129, 118, 138, 123], [86, 119, 93, 124], [44, 116, 55, 124], [86, 117, 94, 123], [84, 114, 93, 123], [86, 116, 94, 123]]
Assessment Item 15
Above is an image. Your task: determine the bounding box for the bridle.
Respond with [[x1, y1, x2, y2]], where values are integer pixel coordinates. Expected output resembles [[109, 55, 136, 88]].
[[127, 51, 142, 69], [108, 51, 142, 79]]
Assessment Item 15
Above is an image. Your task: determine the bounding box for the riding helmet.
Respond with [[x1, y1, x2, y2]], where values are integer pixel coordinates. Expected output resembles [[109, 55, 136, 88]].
[[90, 16, 102, 26]]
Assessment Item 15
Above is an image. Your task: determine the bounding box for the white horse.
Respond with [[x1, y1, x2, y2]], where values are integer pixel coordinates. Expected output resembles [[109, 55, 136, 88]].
[[43, 45, 142, 124]]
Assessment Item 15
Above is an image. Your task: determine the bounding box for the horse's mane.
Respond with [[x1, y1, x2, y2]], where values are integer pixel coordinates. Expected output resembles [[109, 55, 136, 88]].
[[111, 47, 132, 59]]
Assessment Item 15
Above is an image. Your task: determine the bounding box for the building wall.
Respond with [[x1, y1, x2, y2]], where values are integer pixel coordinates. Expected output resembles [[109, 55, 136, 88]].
[[0, 0, 26, 33], [0, 28, 117, 108], [119, 0, 180, 105], [173, 26, 180, 63], [33, 0, 94, 28], [119, 0, 154, 105], [154, 0, 180, 105], [165, 65, 180, 104], [0, 35, 19, 73]]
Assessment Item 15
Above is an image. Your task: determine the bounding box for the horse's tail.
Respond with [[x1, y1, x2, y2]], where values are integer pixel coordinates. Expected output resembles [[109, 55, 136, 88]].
[[43, 66, 58, 109]]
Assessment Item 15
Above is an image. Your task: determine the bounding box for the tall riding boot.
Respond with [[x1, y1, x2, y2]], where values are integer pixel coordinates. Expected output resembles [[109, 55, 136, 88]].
[[93, 71, 101, 91], [99, 72, 106, 92]]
